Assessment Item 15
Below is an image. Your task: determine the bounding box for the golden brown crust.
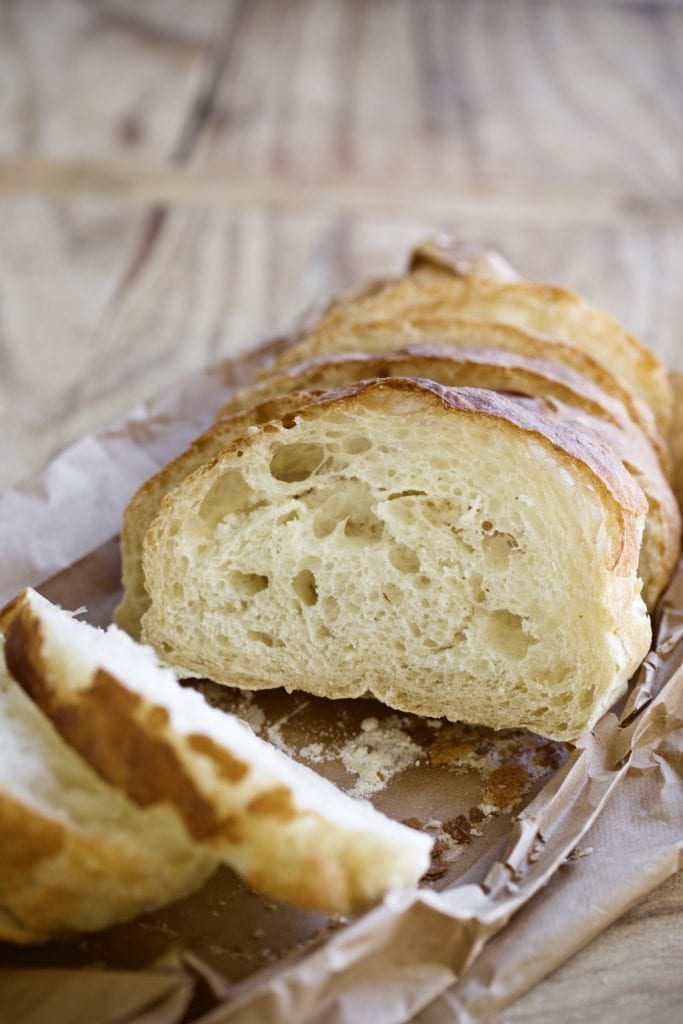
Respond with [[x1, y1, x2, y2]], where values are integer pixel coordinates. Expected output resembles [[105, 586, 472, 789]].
[[221, 343, 640, 439], [5, 610, 233, 843], [409, 237, 667, 385], [270, 316, 669, 474], [276, 239, 673, 434], [0, 620, 216, 943]]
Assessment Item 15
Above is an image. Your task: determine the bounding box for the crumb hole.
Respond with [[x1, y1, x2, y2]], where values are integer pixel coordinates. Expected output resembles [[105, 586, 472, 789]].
[[270, 442, 325, 482], [389, 543, 420, 573], [341, 435, 372, 454], [228, 571, 269, 596], [198, 471, 262, 527], [293, 569, 318, 606], [248, 630, 274, 647]]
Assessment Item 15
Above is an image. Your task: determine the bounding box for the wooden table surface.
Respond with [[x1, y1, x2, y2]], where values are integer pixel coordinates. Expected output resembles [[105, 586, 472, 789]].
[[1, 1, 682, 1020]]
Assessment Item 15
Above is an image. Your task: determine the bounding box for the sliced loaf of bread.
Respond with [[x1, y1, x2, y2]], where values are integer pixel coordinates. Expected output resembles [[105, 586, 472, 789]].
[[6, 589, 432, 915], [291, 246, 672, 431], [138, 378, 652, 741]]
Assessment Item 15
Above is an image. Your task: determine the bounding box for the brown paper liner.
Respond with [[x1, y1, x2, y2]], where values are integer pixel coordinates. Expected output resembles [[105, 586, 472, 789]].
[[1, 245, 682, 1024]]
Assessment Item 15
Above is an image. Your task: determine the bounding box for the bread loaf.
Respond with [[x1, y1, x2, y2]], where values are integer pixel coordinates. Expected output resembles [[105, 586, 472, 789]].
[[283, 247, 672, 431], [138, 378, 652, 741], [0, 632, 215, 944], [6, 589, 432, 916]]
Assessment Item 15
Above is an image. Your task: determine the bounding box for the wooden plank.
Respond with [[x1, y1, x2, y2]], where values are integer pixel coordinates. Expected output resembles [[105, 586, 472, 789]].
[[3, 203, 681, 493], [0, 0, 224, 160], [503, 872, 683, 1023]]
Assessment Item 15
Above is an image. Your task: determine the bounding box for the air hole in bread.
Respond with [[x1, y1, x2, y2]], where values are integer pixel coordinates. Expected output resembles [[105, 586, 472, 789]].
[[470, 572, 487, 603], [484, 610, 538, 660], [382, 583, 403, 605], [388, 489, 427, 501], [228, 571, 269, 596], [481, 531, 521, 571], [389, 544, 420, 573], [276, 509, 299, 525], [247, 629, 275, 646], [312, 482, 383, 543], [293, 569, 318, 606], [270, 443, 325, 482], [341, 435, 372, 454], [343, 509, 384, 543], [198, 470, 261, 527]]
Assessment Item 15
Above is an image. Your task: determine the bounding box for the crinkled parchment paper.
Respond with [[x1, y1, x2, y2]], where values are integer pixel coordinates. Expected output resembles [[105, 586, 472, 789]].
[[1, 245, 682, 1024]]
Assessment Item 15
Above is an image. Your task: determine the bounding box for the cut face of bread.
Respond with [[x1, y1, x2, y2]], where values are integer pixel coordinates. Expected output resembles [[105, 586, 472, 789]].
[[271, 317, 667, 470], [139, 378, 651, 741], [6, 590, 432, 916], [114, 350, 676, 645], [115, 389, 329, 639], [297, 255, 672, 432], [223, 346, 680, 610], [0, 638, 215, 944]]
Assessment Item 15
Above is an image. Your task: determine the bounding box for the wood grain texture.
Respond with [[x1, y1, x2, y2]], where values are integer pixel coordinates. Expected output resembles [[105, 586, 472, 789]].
[[0, 2, 682, 1019], [501, 871, 683, 1023]]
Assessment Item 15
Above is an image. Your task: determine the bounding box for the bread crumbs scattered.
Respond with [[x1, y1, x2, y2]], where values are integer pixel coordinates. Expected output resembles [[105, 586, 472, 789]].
[[299, 742, 327, 763], [339, 716, 421, 796], [234, 696, 266, 734]]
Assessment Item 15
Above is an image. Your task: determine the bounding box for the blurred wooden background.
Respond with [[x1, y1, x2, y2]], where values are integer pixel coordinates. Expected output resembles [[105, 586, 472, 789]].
[[1, 0, 682, 1020]]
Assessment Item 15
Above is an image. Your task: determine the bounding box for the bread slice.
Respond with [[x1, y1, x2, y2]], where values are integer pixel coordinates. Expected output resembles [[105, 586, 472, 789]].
[[214, 346, 679, 609], [291, 248, 672, 432], [6, 589, 432, 915], [270, 317, 668, 473], [0, 636, 215, 944], [138, 378, 651, 741]]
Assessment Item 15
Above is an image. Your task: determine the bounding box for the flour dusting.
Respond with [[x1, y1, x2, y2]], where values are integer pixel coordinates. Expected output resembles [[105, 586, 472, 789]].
[[340, 716, 421, 796]]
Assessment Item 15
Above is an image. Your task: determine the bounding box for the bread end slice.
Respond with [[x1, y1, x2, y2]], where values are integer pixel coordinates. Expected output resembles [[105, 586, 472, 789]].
[[0, 629, 215, 944], [6, 590, 432, 915]]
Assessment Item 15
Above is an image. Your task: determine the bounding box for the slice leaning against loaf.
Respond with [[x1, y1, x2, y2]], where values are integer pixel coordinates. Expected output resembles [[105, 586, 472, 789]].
[[293, 247, 672, 431], [139, 378, 651, 742], [269, 317, 667, 472], [0, 630, 215, 944], [5, 589, 432, 916]]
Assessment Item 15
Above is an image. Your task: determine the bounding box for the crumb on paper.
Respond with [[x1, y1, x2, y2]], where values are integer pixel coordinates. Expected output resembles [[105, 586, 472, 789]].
[[339, 716, 421, 796], [299, 741, 327, 763], [360, 716, 380, 733]]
